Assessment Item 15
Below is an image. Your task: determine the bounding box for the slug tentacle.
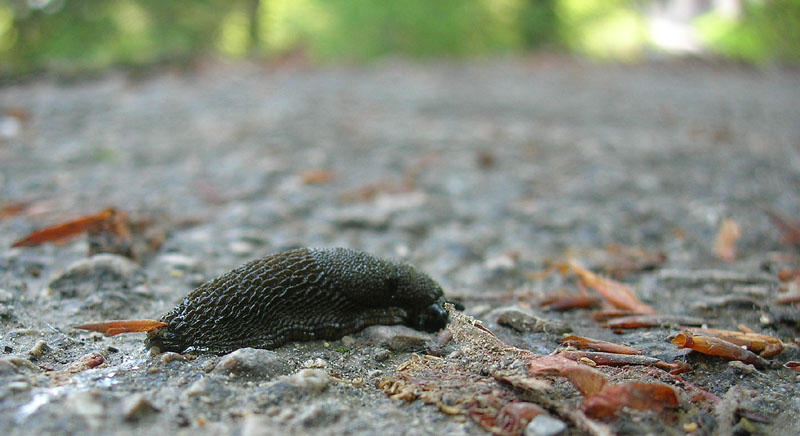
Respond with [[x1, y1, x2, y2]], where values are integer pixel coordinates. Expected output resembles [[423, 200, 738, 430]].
[[143, 247, 448, 354]]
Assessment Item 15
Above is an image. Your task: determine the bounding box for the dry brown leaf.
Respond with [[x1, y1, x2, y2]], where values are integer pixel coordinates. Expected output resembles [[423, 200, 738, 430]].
[[11, 207, 118, 247], [559, 335, 643, 355], [765, 209, 800, 247], [672, 332, 772, 368], [583, 383, 678, 418], [300, 169, 336, 185], [74, 320, 167, 336], [683, 327, 784, 357], [713, 218, 741, 261], [567, 260, 657, 314]]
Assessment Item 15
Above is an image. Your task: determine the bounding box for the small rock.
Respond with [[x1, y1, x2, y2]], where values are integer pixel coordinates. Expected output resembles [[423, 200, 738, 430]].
[[525, 414, 567, 436], [28, 340, 50, 359], [66, 390, 104, 429], [213, 348, 289, 379], [496, 308, 571, 335], [0, 288, 13, 302], [285, 369, 330, 393], [47, 254, 142, 298], [374, 350, 391, 362], [365, 325, 431, 351], [160, 352, 187, 365], [156, 254, 202, 272], [241, 414, 282, 436], [121, 393, 159, 421], [6, 381, 30, 392], [302, 358, 328, 368], [0, 356, 38, 374], [728, 360, 759, 375], [293, 401, 345, 428]]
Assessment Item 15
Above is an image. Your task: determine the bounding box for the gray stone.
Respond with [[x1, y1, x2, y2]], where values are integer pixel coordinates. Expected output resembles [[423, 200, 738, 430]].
[[47, 254, 142, 298], [241, 414, 283, 436], [365, 325, 430, 351], [496, 308, 571, 335], [212, 348, 289, 379], [285, 369, 330, 393], [121, 393, 159, 421], [0, 356, 37, 374], [525, 414, 567, 436]]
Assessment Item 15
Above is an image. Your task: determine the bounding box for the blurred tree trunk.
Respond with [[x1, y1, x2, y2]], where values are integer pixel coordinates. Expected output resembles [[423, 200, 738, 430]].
[[248, 0, 261, 51], [519, 0, 559, 49]]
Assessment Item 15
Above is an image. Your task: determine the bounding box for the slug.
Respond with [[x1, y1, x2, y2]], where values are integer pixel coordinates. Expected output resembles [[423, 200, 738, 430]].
[[75, 247, 449, 355]]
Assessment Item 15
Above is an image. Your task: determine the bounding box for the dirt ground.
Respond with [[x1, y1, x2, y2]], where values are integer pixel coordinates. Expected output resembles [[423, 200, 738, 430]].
[[1, 57, 799, 436]]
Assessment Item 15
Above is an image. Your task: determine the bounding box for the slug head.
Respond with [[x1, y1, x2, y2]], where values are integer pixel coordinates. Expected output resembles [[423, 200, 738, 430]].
[[391, 262, 448, 332], [144, 319, 187, 354]]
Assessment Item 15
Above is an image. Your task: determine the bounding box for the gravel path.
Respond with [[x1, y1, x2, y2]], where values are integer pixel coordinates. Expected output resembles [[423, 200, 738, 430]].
[[1, 58, 799, 435]]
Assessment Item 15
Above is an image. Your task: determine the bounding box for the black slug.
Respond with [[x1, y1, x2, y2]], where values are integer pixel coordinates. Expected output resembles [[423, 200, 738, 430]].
[[142, 247, 449, 354]]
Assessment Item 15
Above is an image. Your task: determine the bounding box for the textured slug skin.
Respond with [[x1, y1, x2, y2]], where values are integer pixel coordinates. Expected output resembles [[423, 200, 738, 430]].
[[144, 247, 448, 354]]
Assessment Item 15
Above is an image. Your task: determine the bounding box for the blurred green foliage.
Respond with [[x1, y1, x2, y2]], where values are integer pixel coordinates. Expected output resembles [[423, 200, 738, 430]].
[[0, 0, 797, 76], [696, 0, 800, 64]]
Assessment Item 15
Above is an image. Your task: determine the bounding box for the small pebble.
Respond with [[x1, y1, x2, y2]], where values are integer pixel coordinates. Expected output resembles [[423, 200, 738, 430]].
[[374, 350, 391, 362], [28, 340, 50, 359], [47, 254, 141, 298], [212, 348, 289, 379], [121, 393, 159, 421], [0, 356, 37, 373], [160, 352, 187, 365], [728, 360, 759, 375], [285, 369, 331, 393], [496, 308, 571, 335], [525, 414, 567, 436], [6, 381, 30, 392], [365, 325, 430, 351], [241, 414, 282, 436], [303, 358, 328, 368]]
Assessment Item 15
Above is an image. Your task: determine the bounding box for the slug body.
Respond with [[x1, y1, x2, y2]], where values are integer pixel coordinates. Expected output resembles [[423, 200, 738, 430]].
[[144, 248, 448, 354]]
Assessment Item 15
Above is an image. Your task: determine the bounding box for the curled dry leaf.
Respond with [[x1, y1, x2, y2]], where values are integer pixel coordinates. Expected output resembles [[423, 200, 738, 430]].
[[557, 351, 691, 374], [64, 352, 106, 373], [603, 314, 705, 329], [774, 292, 800, 305], [539, 292, 600, 311], [765, 209, 800, 247], [74, 320, 167, 337], [603, 244, 666, 277], [672, 332, 772, 368], [713, 218, 741, 261], [11, 208, 119, 247], [526, 355, 609, 397], [300, 169, 336, 185], [582, 383, 678, 418], [785, 362, 800, 373], [683, 327, 784, 357], [559, 335, 643, 355], [566, 260, 657, 314]]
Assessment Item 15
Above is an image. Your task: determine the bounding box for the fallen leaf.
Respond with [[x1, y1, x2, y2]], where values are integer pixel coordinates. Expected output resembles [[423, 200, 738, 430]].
[[713, 218, 741, 261], [567, 260, 657, 314], [583, 383, 678, 418], [774, 292, 800, 305], [526, 355, 609, 397], [603, 314, 705, 329], [672, 332, 772, 368], [11, 208, 117, 247], [558, 335, 643, 355], [300, 169, 336, 185], [683, 327, 784, 357], [539, 293, 600, 311], [765, 209, 800, 247], [74, 320, 167, 336]]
